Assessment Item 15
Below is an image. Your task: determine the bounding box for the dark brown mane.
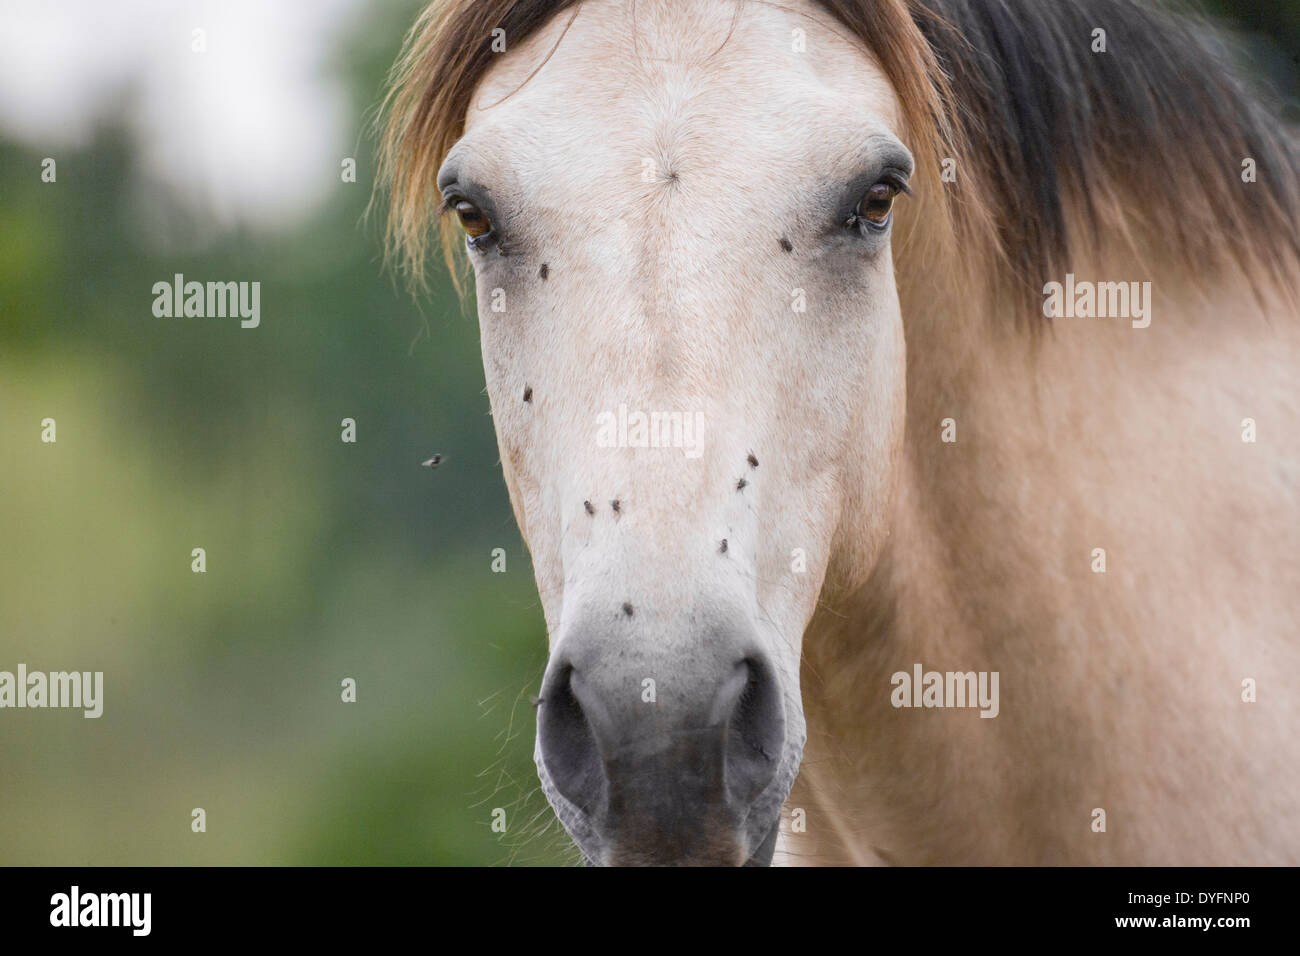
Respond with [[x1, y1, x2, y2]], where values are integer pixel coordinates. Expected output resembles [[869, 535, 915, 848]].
[[901, 0, 1300, 303], [377, 0, 1300, 310]]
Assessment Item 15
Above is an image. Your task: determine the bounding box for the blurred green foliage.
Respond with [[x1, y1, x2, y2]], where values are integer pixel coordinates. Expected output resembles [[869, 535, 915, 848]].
[[0, 1, 575, 865], [0, 0, 1294, 866], [1203, 0, 1300, 118]]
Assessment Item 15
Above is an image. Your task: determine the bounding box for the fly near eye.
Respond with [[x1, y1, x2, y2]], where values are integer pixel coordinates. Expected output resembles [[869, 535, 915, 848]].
[[454, 200, 493, 238]]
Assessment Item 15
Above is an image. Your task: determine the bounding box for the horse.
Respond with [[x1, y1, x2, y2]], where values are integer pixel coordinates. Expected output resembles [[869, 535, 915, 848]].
[[376, 0, 1300, 865]]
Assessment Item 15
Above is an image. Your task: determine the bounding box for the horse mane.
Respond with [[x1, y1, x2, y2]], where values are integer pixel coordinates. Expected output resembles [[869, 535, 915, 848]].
[[897, 0, 1300, 310], [377, 0, 1300, 311], [375, 0, 581, 293]]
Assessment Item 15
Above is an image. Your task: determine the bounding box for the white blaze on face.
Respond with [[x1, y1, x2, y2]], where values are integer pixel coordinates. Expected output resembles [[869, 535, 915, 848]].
[[444, 0, 911, 846]]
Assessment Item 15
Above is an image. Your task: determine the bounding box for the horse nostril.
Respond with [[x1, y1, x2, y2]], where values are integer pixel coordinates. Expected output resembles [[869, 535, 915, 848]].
[[535, 637, 788, 863], [537, 663, 607, 815], [719, 656, 785, 806]]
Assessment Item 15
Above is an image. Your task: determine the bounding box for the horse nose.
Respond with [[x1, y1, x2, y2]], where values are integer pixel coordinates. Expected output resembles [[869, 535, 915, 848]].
[[536, 636, 785, 863]]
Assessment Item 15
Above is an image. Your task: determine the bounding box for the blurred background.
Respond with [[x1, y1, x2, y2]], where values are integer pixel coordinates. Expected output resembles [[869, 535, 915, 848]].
[[0, 0, 1296, 865]]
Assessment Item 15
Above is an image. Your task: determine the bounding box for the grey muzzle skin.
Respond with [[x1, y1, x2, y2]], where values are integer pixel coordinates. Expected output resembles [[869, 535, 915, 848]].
[[535, 635, 788, 866]]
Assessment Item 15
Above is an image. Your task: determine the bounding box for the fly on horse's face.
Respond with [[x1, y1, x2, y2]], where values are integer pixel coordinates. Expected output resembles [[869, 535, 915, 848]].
[[437, 0, 909, 865]]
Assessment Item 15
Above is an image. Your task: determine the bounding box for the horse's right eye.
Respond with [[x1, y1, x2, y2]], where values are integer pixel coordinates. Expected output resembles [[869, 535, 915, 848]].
[[454, 200, 493, 239], [856, 182, 897, 225]]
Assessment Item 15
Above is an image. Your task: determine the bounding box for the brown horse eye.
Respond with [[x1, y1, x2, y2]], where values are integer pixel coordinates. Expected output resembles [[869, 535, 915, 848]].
[[454, 200, 492, 238], [856, 182, 898, 225]]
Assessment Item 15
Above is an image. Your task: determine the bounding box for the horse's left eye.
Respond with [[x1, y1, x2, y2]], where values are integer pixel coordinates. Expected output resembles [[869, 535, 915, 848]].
[[855, 182, 899, 228], [454, 200, 493, 239]]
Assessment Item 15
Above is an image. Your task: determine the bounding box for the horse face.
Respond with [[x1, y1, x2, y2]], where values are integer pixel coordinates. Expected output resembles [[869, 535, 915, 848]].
[[439, 0, 908, 865]]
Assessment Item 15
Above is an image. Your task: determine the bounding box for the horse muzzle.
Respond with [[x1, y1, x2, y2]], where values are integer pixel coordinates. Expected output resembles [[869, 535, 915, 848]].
[[535, 621, 790, 866]]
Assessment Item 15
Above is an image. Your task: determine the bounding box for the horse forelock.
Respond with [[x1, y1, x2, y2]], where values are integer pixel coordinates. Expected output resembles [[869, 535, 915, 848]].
[[375, 0, 1300, 316]]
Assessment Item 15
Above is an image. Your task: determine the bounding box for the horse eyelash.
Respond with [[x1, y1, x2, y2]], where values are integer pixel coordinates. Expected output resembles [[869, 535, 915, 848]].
[[440, 192, 509, 254], [869, 172, 912, 204], [846, 173, 912, 233]]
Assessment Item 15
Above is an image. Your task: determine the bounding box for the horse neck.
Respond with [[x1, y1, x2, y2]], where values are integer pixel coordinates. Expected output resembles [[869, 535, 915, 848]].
[[796, 233, 1300, 863]]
